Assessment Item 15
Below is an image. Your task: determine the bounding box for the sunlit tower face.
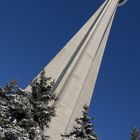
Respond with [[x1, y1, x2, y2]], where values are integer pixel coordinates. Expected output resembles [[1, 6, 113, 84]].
[[26, 0, 127, 139]]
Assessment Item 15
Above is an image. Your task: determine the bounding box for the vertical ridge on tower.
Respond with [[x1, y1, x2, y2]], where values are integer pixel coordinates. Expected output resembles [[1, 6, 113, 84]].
[[26, 0, 126, 139]]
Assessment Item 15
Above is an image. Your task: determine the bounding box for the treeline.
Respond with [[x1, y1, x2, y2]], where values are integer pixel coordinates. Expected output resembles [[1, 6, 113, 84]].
[[0, 70, 98, 140], [0, 70, 139, 140]]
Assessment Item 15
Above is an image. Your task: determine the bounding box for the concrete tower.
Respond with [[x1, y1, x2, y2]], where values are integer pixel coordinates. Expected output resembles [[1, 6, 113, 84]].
[[26, 0, 127, 139]]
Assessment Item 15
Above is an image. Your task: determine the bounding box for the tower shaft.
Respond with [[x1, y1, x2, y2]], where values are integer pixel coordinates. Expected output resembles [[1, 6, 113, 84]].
[[26, 0, 124, 139]]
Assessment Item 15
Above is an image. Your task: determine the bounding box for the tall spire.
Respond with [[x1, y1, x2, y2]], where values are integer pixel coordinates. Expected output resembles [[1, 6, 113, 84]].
[[26, 0, 126, 139]]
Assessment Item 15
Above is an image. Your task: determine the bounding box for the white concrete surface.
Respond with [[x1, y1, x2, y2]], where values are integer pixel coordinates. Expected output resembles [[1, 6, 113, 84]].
[[26, 0, 123, 139]]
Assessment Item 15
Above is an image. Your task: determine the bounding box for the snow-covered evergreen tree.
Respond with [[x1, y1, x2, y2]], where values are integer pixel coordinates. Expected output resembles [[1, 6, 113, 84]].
[[62, 105, 99, 140], [31, 70, 56, 129], [131, 128, 140, 140], [0, 70, 56, 140]]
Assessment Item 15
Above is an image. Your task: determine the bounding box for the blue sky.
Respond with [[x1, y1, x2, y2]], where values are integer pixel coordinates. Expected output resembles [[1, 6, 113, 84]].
[[0, 0, 139, 139]]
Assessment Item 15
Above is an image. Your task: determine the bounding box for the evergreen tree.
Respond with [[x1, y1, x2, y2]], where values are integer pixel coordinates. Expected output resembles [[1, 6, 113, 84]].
[[62, 105, 99, 140], [31, 70, 56, 129], [131, 128, 140, 140], [0, 70, 56, 140]]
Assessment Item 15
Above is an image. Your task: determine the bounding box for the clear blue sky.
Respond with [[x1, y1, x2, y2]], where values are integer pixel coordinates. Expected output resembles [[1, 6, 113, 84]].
[[0, 0, 139, 139]]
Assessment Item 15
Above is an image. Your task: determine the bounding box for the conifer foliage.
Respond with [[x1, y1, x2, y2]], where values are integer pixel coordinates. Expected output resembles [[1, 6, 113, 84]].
[[131, 128, 140, 140], [0, 70, 56, 140], [62, 105, 99, 140]]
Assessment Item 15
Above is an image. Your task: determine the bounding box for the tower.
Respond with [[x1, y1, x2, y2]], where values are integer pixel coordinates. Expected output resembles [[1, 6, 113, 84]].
[[26, 0, 127, 139]]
